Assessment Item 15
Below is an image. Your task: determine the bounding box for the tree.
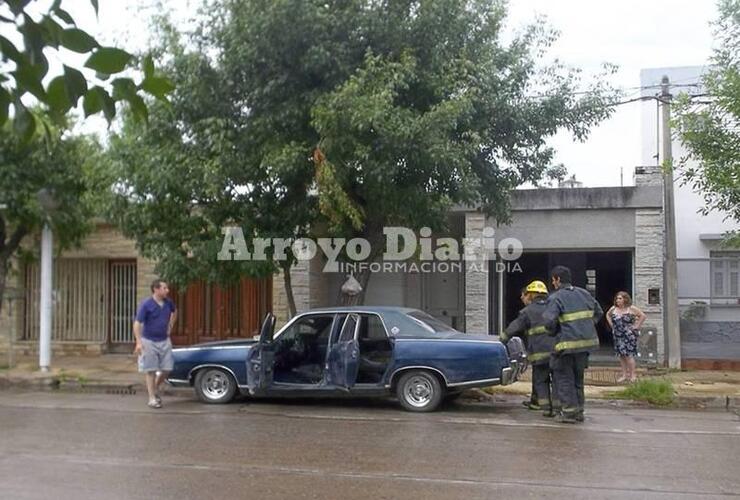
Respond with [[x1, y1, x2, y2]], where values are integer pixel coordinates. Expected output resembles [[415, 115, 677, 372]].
[[104, 25, 287, 306], [0, 0, 173, 140], [674, 0, 740, 244], [0, 115, 101, 319], [215, 0, 619, 301], [108, 0, 618, 312]]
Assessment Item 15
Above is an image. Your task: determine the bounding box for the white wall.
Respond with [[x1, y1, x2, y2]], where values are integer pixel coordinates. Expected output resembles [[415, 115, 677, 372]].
[[640, 66, 740, 261], [641, 66, 740, 315]]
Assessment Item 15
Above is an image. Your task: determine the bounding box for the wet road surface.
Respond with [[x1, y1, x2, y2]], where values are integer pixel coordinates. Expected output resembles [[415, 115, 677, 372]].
[[0, 390, 739, 499]]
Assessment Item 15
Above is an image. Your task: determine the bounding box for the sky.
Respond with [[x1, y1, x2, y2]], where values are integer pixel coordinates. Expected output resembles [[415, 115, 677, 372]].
[[36, 0, 721, 187]]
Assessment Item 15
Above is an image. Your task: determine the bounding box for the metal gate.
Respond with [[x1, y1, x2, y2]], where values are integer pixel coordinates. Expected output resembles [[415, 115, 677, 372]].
[[23, 259, 109, 341], [109, 260, 137, 345]]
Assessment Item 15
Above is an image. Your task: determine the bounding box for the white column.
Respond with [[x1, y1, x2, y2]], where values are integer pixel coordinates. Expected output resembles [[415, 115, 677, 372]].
[[39, 222, 53, 371]]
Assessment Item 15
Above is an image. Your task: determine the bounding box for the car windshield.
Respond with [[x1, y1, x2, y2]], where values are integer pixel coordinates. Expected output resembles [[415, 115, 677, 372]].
[[406, 311, 461, 335]]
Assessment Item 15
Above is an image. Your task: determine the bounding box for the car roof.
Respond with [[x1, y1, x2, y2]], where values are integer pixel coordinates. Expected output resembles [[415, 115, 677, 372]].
[[306, 306, 419, 314]]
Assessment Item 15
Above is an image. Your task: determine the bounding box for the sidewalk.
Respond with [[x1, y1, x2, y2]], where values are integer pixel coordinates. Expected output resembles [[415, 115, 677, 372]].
[[0, 354, 142, 391], [1, 354, 740, 408], [485, 366, 740, 409]]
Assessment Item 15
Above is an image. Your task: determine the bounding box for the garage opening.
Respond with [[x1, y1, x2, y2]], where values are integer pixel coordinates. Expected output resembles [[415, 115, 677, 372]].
[[494, 250, 633, 361]]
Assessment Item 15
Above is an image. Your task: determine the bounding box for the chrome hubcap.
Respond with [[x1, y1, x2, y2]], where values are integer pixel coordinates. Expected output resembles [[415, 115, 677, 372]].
[[202, 370, 230, 400], [404, 376, 433, 408]]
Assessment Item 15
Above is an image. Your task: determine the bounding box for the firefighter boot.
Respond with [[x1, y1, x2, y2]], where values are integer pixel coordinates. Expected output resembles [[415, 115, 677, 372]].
[[555, 408, 578, 424]]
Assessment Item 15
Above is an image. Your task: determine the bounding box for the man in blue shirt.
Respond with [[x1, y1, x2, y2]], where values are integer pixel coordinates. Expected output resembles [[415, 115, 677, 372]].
[[134, 279, 177, 409]]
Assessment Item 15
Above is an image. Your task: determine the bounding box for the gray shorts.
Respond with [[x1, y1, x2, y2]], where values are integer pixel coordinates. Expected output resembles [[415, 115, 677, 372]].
[[138, 338, 174, 373]]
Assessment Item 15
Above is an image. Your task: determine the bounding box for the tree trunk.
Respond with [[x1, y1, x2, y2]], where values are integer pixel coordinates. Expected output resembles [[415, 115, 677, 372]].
[[0, 225, 28, 342], [339, 229, 382, 306], [281, 261, 297, 318], [355, 265, 373, 305], [0, 259, 7, 321]]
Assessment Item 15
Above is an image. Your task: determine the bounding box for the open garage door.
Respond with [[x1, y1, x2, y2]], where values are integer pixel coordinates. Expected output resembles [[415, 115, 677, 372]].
[[495, 250, 633, 361]]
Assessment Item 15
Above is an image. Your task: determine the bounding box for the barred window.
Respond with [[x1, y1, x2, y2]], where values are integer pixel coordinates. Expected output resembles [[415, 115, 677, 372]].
[[710, 251, 740, 303]]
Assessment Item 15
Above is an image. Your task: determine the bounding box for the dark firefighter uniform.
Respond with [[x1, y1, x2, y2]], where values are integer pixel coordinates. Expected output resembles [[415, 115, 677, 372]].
[[502, 281, 558, 416], [543, 283, 603, 423]]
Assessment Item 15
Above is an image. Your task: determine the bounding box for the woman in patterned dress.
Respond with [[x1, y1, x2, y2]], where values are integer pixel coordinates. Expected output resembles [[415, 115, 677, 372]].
[[606, 291, 646, 383]]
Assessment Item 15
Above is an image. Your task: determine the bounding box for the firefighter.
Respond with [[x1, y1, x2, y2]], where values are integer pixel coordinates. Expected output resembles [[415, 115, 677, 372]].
[[543, 265, 603, 424], [502, 280, 558, 417], [516, 286, 537, 409]]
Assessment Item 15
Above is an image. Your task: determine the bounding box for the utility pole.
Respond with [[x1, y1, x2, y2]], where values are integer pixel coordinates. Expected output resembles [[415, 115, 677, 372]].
[[661, 75, 681, 369]]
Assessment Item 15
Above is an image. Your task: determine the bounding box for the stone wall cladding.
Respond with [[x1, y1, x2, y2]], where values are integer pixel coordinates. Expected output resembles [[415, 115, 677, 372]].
[[271, 256, 330, 328], [634, 166, 664, 187], [464, 211, 488, 333], [634, 207, 665, 363], [272, 269, 290, 328]]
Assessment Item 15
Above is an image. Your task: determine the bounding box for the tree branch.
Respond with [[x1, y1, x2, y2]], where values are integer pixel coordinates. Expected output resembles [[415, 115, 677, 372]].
[[0, 215, 5, 252], [0, 226, 28, 261]]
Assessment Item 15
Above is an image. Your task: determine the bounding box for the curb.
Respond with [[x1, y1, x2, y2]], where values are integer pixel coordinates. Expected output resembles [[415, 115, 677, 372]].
[[0, 376, 140, 394], [0, 376, 195, 397], [2, 378, 739, 410], [465, 389, 740, 411]]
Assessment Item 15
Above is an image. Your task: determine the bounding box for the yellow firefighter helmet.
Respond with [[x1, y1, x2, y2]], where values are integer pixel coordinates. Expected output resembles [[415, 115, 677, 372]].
[[525, 280, 549, 295]]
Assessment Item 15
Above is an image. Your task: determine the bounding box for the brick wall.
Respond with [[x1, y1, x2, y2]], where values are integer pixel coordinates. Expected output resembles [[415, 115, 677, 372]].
[[0, 264, 24, 356], [0, 225, 159, 356]]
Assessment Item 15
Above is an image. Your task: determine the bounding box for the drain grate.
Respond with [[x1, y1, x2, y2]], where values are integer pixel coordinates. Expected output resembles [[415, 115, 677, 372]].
[[585, 369, 625, 386], [56, 383, 138, 395]]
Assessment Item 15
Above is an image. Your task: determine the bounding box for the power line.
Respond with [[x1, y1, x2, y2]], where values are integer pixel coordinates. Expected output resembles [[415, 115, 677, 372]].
[[525, 82, 704, 101]]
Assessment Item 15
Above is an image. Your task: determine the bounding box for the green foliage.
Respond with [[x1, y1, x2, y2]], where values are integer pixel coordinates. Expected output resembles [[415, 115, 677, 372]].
[[0, 0, 174, 139], [104, 38, 278, 286], [674, 0, 740, 243], [0, 113, 103, 307], [107, 0, 619, 295], [609, 378, 676, 406], [212, 0, 618, 235]]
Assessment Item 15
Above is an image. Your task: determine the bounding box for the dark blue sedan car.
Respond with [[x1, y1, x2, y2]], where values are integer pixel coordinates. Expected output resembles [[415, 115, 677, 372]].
[[168, 306, 526, 412]]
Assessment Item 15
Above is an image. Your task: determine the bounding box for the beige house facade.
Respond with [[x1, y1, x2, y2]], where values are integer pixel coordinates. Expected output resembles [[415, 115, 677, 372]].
[[1, 167, 676, 366]]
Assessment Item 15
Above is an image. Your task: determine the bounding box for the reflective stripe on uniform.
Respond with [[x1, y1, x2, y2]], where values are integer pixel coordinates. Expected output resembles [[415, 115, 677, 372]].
[[527, 325, 548, 336], [558, 310, 594, 323], [528, 351, 551, 362], [554, 337, 600, 352]]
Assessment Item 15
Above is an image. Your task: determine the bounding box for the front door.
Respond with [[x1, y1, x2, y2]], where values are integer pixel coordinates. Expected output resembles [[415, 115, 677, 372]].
[[327, 314, 361, 390], [246, 313, 276, 394]]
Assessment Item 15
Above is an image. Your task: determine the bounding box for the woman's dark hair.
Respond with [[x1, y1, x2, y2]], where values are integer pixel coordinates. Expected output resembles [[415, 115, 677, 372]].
[[614, 291, 632, 307], [550, 265, 572, 284]]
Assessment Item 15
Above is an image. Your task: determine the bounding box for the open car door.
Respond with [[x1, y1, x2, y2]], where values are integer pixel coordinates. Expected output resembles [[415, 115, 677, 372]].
[[246, 312, 276, 395], [327, 314, 361, 390]]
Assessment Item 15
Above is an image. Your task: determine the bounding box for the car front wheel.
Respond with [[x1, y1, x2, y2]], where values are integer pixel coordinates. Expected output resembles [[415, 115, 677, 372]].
[[194, 368, 237, 404], [396, 370, 443, 412]]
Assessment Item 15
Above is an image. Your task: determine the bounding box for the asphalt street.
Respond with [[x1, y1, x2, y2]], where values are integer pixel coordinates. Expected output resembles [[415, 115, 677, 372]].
[[0, 390, 739, 500]]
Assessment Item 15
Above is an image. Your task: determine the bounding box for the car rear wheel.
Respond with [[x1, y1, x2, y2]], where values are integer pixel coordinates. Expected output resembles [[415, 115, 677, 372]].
[[396, 370, 443, 412], [194, 368, 237, 404]]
